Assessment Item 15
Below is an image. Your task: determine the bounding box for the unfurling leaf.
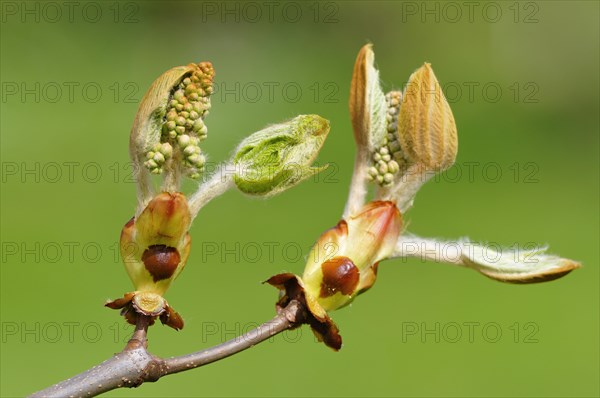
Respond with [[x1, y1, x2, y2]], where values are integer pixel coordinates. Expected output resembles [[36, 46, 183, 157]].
[[393, 234, 581, 284], [233, 114, 330, 196], [461, 243, 581, 284], [349, 43, 387, 153], [398, 63, 458, 173]]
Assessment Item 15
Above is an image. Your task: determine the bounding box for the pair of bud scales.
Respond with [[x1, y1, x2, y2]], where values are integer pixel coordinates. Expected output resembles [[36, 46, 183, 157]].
[[107, 45, 580, 350]]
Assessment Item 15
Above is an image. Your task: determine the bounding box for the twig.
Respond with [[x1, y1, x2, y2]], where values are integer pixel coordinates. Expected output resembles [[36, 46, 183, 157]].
[[125, 315, 150, 351], [29, 300, 305, 398]]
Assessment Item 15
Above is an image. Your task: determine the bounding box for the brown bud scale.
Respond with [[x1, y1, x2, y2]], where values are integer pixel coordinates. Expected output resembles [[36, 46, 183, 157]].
[[142, 245, 181, 282], [320, 256, 360, 298]]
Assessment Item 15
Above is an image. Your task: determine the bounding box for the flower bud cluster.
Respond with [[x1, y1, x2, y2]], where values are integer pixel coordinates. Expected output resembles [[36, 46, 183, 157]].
[[144, 142, 173, 174], [144, 62, 215, 179], [368, 91, 407, 186]]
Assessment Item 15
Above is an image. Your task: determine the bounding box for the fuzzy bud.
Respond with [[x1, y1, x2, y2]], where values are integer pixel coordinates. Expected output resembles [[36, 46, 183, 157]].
[[398, 63, 458, 173]]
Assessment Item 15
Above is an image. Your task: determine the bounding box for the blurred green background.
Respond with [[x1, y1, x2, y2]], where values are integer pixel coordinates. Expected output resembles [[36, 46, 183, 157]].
[[1, 1, 598, 397]]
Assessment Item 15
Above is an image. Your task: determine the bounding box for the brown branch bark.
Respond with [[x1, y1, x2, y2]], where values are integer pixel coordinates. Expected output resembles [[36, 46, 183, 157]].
[[29, 300, 305, 398]]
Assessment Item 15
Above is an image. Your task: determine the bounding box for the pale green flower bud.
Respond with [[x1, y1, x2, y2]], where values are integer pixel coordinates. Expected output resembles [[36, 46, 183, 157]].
[[183, 145, 196, 156], [153, 152, 165, 164], [145, 159, 158, 169], [166, 110, 177, 121], [187, 153, 203, 166], [165, 120, 176, 131], [192, 119, 205, 133], [388, 160, 400, 173], [159, 143, 173, 158], [232, 115, 330, 197], [178, 134, 191, 147]]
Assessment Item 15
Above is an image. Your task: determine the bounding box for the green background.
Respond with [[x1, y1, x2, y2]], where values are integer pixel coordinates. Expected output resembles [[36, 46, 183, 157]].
[[1, 1, 598, 397]]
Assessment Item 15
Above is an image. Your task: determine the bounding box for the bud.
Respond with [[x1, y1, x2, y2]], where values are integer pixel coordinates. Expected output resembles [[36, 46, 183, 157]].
[[303, 201, 402, 311], [267, 201, 402, 350], [233, 115, 330, 197], [106, 192, 192, 330], [398, 63, 458, 173], [130, 62, 215, 180]]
